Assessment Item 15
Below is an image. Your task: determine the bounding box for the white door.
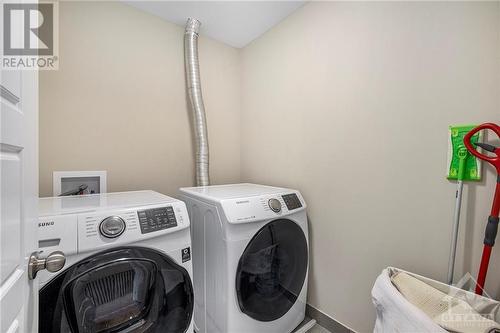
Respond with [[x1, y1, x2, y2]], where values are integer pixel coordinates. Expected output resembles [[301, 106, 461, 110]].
[[0, 4, 39, 332]]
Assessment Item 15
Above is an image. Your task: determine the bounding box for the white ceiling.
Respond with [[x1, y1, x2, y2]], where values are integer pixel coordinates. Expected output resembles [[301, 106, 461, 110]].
[[125, 1, 305, 48]]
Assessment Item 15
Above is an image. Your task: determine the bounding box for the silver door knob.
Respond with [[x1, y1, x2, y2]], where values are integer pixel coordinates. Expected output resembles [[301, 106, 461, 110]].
[[28, 251, 66, 280]]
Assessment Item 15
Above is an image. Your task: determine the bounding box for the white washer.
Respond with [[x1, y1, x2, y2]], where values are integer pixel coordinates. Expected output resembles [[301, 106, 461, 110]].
[[37, 190, 194, 333], [180, 183, 309, 333]]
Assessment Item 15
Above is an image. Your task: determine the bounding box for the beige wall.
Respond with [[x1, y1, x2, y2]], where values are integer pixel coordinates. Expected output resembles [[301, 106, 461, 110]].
[[240, 2, 500, 332], [39, 1, 241, 197]]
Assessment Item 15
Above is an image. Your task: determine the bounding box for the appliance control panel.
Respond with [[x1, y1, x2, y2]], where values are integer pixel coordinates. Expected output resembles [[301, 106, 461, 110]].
[[221, 191, 306, 224], [282, 193, 303, 210], [138, 206, 177, 234], [76, 202, 190, 253]]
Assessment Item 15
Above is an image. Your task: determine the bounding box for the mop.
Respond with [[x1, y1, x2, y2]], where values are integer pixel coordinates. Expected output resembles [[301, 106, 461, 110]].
[[446, 125, 482, 285], [463, 123, 500, 295]]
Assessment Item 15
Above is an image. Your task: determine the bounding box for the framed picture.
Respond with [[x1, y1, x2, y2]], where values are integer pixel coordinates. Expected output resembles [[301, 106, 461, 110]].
[[53, 171, 107, 196]]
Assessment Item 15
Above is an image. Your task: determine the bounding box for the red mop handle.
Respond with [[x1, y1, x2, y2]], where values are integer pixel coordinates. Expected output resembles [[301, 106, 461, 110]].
[[463, 123, 500, 172], [464, 123, 500, 295], [475, 181, 500, 295]]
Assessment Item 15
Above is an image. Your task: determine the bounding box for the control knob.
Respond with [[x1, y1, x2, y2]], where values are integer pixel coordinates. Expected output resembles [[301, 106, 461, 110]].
[[268, 198, 282, 213], [100, 216, 126, 238]]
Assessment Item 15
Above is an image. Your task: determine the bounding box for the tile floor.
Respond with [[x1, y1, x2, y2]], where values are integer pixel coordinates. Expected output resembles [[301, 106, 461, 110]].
[[309, 324, 332, 333], [293, 317, 332, 333]]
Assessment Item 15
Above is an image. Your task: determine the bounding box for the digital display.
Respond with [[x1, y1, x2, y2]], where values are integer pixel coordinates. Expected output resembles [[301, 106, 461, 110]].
[[282, 193, 302, 210], [138, 206, 177, 234]]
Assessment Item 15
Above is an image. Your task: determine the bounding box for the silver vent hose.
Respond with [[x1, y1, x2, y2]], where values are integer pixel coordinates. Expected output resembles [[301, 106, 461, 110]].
[[184, 18, 210, 186]]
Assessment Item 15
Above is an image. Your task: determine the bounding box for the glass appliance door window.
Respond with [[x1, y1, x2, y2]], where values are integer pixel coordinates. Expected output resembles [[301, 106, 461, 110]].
[[40, 247, 193, 333], [235, 219, 308, 322]]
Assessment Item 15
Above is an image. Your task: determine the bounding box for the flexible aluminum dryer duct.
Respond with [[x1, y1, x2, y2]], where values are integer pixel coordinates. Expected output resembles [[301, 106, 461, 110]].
[[185, 18, 210, 186]]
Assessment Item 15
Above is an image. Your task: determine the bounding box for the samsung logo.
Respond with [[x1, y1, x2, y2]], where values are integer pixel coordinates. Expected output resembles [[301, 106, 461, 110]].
[[38, 221, 54, 227], [235, 200, 250, 204]]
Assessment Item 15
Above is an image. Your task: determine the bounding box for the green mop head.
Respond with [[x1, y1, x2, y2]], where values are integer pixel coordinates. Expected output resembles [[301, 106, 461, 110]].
[[447, 125, 482, 181]]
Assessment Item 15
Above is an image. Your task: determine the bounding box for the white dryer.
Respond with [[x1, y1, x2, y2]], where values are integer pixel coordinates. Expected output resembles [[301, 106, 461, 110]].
[[179, 183, 309, 333], [37, 191, 194, 333]]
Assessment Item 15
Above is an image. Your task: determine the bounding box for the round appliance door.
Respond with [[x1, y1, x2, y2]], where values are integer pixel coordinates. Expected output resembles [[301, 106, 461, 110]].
[[235, 219, 308, 322], [39, 246, 193, 333]]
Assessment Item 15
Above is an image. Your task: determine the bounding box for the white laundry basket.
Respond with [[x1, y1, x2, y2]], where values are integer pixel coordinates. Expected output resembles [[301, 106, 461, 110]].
[[372, 267, 500, 333]]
